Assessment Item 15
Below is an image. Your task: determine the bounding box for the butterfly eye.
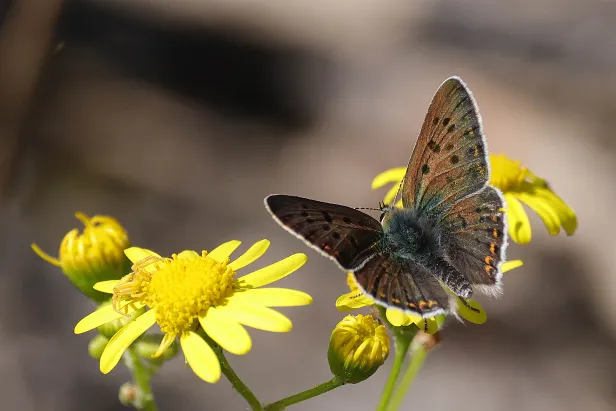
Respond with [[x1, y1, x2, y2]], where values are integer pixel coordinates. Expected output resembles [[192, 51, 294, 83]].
[[379, 212, 386, 222]]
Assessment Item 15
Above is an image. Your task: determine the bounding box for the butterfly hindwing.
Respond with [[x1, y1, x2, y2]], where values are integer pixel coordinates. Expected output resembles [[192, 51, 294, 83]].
[[265, 195, 383, 270], [353, 253, 452, 317], [440, 185, 508, 294], [401, 77, 490, 214]]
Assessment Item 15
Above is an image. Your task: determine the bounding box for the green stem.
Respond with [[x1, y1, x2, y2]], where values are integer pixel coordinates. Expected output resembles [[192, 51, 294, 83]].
[[387, 347, 428, 411], [204, 335, 263, 411], [126, 347, 157, 411], [376, 334, 410, 411], [264, 377, 345, 411]]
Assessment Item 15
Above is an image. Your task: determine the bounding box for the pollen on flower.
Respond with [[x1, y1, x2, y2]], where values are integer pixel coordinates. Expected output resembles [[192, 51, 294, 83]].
[[114, 251, 235, 337]]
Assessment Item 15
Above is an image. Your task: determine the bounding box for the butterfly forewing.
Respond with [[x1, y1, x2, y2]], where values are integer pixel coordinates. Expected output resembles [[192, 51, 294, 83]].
[[265, 195, 383, 270], [440, 185, 508, 293], [353, 254, 452, 317], [401, 77, 490, 214]]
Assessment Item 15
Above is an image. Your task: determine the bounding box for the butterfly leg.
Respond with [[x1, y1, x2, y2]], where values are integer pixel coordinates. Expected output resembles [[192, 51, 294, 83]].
[[433, 259, 473, 298]]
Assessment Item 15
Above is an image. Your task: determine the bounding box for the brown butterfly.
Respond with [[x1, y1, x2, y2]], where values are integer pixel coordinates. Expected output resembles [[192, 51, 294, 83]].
[[265, 77, 508, 318]]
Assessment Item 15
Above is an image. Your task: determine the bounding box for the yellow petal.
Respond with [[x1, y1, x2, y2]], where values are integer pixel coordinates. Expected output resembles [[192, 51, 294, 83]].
[[180, 331, 221, 383], [200, 307, 252, 355], [208, 240, 241, 263], [501, 260, 523, 273], [336, 292, 375, 311], [124, 247, 161, 264], [423, 318, 439, 334], [386, 309, 417, 327], [93, 280, 120, 293], [238, 253, 307, 288], [152, 333, 176, 358], [218, 302, 292, 332], [534, 187, 578, 235], [384, 183, 400, 205], [516, 191, 561, 236], [456, 299, 487, 325], [231, 288, 312, 307], [371, 167, 406, 189], [74, 302, 144, 334], [100, 309, 157, 373], [177, 250, 199, 259], [229, 240, 270, 271], [504, 194, 532, 244]]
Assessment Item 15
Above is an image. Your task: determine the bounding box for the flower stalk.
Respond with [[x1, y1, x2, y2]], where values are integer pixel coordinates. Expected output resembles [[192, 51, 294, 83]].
[[201, 333, 263, 411], [124, 346, 157, 411], [264, 377, 345, 411]]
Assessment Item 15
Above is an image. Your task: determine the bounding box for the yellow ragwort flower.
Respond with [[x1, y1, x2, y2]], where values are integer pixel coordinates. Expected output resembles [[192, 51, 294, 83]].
[[489, 154, 577, 243], [371, 154, 577, 244], [328, 314, 389, 384], [31, 212, 131, 302], [336, 260, 523, 332], [74, 239, 312, 383]]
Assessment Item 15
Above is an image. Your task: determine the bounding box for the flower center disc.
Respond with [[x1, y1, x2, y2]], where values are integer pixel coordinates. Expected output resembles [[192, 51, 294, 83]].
[[143, 253, 234, 335]]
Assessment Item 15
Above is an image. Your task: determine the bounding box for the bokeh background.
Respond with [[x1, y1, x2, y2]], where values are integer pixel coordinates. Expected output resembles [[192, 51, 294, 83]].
[[1, 0, 614, 410]]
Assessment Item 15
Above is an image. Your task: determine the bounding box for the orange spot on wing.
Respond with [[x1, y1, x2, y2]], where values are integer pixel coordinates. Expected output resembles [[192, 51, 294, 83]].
[[493, 229, 499, 238], [490, 242, 496, 255]]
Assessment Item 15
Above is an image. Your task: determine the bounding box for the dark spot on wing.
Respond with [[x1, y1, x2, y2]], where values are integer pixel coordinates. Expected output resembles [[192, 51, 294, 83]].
[[343, 217, 352, 224], [322, 211, 333, 223], [422, 164, 430, 174], [450, 155, 459, 165], [427, 140, 441, 153], [443, 118, 451, 126]]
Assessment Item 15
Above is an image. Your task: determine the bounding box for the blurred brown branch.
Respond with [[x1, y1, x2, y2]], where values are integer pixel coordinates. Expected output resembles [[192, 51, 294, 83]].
[[0, 0, 63, 199]]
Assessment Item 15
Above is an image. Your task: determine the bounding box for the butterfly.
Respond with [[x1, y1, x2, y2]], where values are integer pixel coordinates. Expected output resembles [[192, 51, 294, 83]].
[[264, 76, 508, 318]]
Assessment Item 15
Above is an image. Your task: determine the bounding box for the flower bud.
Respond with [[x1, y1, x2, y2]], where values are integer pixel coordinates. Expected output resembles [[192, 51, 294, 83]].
[[118, 383, 137, 406], [328, 314, 389, 384], [135, 334, 179, 362], [96, 300, 146, 339], [32, 212, 131, 302], [88, 334, 109, 359]]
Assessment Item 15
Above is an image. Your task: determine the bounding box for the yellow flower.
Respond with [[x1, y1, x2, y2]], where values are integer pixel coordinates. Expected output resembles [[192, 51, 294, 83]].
[[489, 154, 577, 243], [74, 239, 312, 383], [336, 260, 523, 331], [372, 154, 577, 244], [31, 212, 131, 302], [328, 314, 389, 384]]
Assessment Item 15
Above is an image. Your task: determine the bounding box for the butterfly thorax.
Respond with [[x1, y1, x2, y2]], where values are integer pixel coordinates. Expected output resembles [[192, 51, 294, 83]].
[[381, 208, 442, 268]]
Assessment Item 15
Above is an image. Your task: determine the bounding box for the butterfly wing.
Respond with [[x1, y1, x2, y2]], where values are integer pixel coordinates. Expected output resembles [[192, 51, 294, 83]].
[[265, 195, 383, 271], [400, 77, 490, 214], [353, 253, 453, 317], [440, 185, 508, 295]]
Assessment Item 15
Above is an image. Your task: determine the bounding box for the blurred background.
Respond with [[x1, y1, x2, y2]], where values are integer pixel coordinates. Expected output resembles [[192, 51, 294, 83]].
[[0, 0, 614, 410]]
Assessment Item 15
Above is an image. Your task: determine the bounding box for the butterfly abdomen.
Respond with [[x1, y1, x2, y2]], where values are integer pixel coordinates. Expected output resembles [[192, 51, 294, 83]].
[[382, 208, 441, 266]]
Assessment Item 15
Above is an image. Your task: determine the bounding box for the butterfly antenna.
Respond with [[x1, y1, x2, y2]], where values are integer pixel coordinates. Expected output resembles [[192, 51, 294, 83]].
[[354, 206, 381, 211]]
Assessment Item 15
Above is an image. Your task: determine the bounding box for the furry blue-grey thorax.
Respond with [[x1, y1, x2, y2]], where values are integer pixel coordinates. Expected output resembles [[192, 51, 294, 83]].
[[381, 207, 442, 267]]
